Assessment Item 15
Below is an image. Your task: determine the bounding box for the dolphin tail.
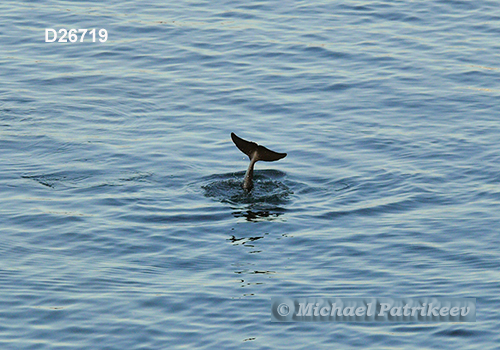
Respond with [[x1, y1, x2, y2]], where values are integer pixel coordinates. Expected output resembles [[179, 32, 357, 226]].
[[231, 132, 287, 162]]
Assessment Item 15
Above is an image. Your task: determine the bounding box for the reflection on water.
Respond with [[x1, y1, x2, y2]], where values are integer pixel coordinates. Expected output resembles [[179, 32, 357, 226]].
[[228, 234, 266, 245], [232, 209, 285, 222]]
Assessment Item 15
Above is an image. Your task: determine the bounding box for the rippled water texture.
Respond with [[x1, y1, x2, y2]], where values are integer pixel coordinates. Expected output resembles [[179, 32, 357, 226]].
[[1, 0, 499, 349]]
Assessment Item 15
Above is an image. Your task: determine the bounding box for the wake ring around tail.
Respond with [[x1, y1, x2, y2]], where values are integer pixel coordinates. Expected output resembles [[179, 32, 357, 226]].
[[201, 170, 292, 207]]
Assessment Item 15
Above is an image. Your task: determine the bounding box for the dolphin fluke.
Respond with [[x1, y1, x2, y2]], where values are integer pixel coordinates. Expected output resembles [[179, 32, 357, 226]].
[[231, 132, 287, 191], [231, 133, 287, 161]]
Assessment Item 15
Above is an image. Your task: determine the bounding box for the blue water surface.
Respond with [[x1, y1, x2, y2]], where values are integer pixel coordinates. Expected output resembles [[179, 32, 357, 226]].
[[1, 0, 499, 349]]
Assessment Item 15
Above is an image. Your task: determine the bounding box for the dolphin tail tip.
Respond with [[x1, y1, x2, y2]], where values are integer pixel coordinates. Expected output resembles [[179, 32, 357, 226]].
[[257, 145, 286, 161], [231, 132, 286, 162]]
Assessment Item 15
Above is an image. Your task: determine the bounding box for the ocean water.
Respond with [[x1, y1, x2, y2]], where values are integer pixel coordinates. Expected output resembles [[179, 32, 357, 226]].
[[1, 0, 499, 348]]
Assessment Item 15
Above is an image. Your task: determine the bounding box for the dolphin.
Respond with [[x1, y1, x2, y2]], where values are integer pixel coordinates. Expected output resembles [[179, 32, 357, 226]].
[[231, 132, 287, 192]]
